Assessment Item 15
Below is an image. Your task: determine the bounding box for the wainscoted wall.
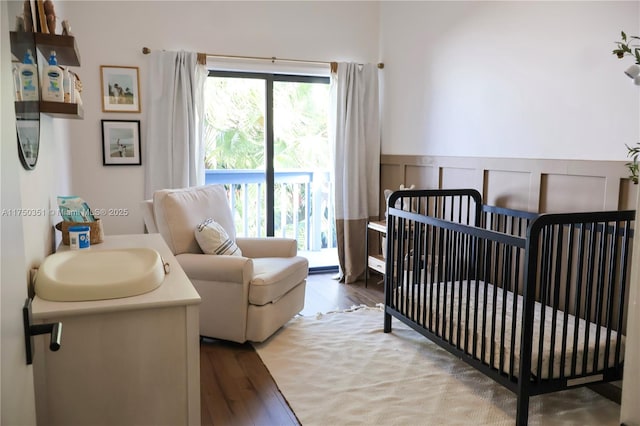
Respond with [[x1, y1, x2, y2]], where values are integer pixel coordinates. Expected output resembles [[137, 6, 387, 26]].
[[380, 155, 638, 219]]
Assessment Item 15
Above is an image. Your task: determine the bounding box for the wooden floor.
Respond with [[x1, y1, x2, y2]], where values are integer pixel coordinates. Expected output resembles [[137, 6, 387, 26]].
[[200, 272, 385, 426]]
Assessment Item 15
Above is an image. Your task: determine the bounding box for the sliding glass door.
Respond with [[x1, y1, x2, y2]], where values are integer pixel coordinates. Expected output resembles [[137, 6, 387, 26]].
[[203, 71, 336, 270]]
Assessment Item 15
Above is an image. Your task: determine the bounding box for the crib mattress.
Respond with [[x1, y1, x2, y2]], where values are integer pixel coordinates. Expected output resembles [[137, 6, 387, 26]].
[[394, 280, 625, 380]]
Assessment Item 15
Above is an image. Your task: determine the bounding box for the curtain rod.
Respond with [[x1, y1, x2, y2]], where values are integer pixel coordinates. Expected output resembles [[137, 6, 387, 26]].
[[141, 47, 384, 69]]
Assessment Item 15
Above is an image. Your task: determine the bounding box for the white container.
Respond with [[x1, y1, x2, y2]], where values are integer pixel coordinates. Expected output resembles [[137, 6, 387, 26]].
[[13, 63, 22, 101], [19, 50, 39, 101], [63, 67, 75, 103], [42, 51, 64, 102], [68, 225, 90, 250]]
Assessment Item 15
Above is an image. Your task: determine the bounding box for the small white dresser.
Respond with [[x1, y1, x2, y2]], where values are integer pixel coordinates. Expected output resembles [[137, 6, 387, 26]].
[[32, 234, 201, 426]]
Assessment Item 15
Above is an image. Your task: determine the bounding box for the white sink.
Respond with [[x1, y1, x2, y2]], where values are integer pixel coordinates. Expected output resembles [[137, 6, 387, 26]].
[[35, 248, 166, 302]]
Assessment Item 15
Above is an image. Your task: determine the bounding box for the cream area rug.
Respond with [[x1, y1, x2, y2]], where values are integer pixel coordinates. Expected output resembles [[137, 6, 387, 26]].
[[253, 306, 621, 426]]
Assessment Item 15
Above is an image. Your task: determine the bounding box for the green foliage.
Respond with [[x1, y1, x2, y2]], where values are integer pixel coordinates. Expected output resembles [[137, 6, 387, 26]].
[[626, 143, 640, 185], [203, 76, 330, 171], [203, 77, 266, 170], [613, 30, 640, 64], [203, 75, 332, 245], [613, 31, 640, 184], [273, 82, 329, 170]]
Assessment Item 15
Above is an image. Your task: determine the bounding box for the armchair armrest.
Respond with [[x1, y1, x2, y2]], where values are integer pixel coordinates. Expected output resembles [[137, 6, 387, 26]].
[[176, 253, 253, 284], [236, 237, 297, 258]]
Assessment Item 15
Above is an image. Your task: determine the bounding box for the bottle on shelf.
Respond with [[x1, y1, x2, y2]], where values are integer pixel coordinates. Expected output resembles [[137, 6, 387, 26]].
[[42, 50, 64, 102], [63, 67, 75, 103], [13, 63, 22, 101], [19, 49, 39, 101]]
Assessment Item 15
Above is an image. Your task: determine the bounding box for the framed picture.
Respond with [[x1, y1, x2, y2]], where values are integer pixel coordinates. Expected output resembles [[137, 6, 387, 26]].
[[101, 120, 141, 166], [35, 0, 47, 33], [100, 66, 141, 112], [25, 0, 38, 32]]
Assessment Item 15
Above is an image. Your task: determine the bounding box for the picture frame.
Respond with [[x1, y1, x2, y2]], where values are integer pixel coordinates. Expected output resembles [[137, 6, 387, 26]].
[[25, 0, 38, 32], [100, 65, 141, 113], [35, 0, 47, 33], [101, 120, 141, 166]]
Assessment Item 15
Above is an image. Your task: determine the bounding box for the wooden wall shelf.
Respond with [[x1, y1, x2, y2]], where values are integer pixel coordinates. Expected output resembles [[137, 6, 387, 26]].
[[10, 31, 80, 66], [15, 101, 83, 120], [14, 101, 39, 117], [40, 101, 84, 119], [11, 32, 83, 119], [33, 33, 81, 66]]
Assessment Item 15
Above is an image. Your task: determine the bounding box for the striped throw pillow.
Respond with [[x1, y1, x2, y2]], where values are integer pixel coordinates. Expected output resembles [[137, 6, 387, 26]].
[[195, 218, 242, 256]]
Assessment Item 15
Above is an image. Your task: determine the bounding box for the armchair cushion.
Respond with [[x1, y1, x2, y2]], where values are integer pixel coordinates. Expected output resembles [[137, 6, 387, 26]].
[[195, 218, 242, 256], [249, 256, 309, 305], [153, 185, 235, 255], [236, 237, 297, 258], [176, 253, 253, 284]]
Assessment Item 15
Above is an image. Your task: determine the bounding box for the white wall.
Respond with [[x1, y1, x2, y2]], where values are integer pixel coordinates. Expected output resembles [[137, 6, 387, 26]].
[[65, 1, 636, 234], [2, 0, 73, 262], [380, 1, 639, 160], [1, 3, 36, 423], [60, 0, 379, 235], [2, 0, 73, 423], [20, 115, 71, 266]]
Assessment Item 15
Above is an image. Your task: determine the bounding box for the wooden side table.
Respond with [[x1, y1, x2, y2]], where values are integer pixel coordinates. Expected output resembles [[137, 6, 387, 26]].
[[365, 220, 386, 287]]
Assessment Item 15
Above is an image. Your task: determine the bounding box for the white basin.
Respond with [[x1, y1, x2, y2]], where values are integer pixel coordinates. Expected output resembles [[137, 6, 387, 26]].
[[35, 248, 166, 302]]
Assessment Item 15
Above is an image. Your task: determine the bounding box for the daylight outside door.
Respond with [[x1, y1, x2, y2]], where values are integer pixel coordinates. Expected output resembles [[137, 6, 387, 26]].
[[203, 72, 336, 270]]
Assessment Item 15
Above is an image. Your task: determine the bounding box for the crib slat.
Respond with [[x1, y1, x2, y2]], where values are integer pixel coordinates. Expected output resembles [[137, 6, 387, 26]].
[[472, 240, 484, 360], [536, 225, 552, 379], [395, 215, 403, 314], [549, 223, 564, 380], [571, 222, 587, 376], [435, 226, 444, 336], [414, 220, 423, 320], [446, 227, 454, 340], [581, 222, 597, 376], [481, 240, 491, 365], [509, 245, 520, 379], [559, 223, 576, 380], [615, 220, 632, 368], [420, 223, 429, 327], [429, 223, 438, 330], [490, 241, 499, 370], [451, 230, 459, 344], [498, 244, 511, 374], [458, 234, 473, 350], [602, 222, 617, 370], [442, 231, 457, 342], [592, 220, 609, 372]]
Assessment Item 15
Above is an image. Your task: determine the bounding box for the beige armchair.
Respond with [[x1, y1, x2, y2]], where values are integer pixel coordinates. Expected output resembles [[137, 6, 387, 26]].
[[141, 184, 308, 343]]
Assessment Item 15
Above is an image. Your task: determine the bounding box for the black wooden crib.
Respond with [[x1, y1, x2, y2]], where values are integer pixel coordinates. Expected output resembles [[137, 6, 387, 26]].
[[383, 189, 634, 425]]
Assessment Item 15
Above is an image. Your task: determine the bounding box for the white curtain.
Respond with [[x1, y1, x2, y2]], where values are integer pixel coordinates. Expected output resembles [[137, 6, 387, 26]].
[[144, 51, 207, 199], [331, 63, 380, 283]]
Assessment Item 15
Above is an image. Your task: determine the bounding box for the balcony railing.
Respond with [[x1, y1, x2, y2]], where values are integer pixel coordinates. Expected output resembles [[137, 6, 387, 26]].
[[205, 169, 336, 252]]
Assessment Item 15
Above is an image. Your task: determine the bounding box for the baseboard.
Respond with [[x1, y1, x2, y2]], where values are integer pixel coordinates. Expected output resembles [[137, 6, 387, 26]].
[[587, 382, 622, 404]]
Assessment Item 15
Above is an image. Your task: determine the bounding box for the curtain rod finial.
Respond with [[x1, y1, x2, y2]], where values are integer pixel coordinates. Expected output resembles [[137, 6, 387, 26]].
[[378, 63, 384, 69], [142, 47, 151, 55]]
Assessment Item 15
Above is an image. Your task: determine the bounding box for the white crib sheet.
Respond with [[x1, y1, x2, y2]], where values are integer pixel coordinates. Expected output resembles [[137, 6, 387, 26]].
[[394, 280, 625, 380]]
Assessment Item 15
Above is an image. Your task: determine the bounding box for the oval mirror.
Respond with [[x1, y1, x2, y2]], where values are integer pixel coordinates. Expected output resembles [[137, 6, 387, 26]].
[[16, 106, 40, 170], [9, 1, 40, 170]]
